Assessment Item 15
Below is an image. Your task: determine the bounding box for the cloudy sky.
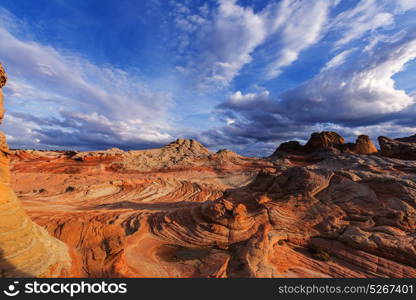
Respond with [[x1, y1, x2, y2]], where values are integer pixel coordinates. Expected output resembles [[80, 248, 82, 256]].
[[0, 0, 415, 156]]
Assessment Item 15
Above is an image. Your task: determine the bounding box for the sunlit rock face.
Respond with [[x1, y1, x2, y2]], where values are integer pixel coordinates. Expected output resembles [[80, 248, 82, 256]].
[[3, 60, 416, 278], [8, 125, 416, 278], [0, 63, 79, 278], [9, 138, 271, 277]]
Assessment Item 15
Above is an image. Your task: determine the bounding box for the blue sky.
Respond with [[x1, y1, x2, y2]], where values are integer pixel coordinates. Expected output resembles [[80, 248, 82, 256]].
[[0, 0, 415, 156]]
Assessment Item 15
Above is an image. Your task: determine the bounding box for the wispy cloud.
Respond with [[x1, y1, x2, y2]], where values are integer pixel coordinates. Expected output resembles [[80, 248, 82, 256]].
[[174, 0, 337, 87], [0, 9, 175, 150], [1, 1, 415, 156], [331, 0, 416, 48], [280, 32, 416, 125], [174, 0, 416, 87], [331, 0, 394, 48], [263, 0, 336, 79], [207, 29, 416, 154], [181, 0, 270, 86], [321, 49, 355, 72]]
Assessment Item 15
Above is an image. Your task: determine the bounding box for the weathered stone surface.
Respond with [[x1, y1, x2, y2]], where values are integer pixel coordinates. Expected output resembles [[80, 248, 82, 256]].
[[272, 132, 378, 157], [6, 119, 416, 278], [0, 63, 6, 88], [396, 134, 416, 143], [352, 135, 378, 154], [9, 137, 271, 277], [272, 141, 304, 156], [378, 136, 416, 160], [304, 131, 345, 152], [8, 140, 416, 278], [0, 64, 79, 277]]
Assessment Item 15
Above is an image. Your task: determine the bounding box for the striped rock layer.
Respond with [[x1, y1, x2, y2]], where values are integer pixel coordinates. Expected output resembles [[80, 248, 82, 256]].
[[0, 63, 77, 277]]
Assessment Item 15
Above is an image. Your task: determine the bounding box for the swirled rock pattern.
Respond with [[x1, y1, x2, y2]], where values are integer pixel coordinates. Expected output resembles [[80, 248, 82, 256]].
[[7, 130, 416, 278], [10, 141, 270, 277]]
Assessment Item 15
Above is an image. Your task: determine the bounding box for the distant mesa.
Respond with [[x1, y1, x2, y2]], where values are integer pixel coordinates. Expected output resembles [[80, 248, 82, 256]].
[[272, 131, 378, 157]]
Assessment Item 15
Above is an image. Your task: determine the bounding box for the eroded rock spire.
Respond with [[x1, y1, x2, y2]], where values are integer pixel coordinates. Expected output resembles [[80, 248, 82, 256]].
[[0, 63, 77, 277]]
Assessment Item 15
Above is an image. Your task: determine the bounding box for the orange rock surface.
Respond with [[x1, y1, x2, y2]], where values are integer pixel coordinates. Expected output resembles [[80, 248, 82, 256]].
[[2, 60, 415, 278], [0, 64, 81, 278], [8, 130, 416, 278]]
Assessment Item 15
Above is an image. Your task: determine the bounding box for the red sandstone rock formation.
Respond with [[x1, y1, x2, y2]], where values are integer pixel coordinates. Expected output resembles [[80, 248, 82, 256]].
[[304, 131, 345, 152], [0, 64, 81, 278], [8, 128, 416, 278], [352, 135, 378, 154], [272, 131, 378, 157], [2, 60, 415, 278], [8, 138, 271, 277]]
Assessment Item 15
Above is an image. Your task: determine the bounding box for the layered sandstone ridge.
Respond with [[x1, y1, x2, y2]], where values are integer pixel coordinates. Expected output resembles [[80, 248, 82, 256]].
[[1, 55, 415, 279], [0, 64, 78, 277], [3, 51, 416, 278], [9, 138, 270, 277], [8, 130, 416, 278], [0, 172, 73, 277]]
